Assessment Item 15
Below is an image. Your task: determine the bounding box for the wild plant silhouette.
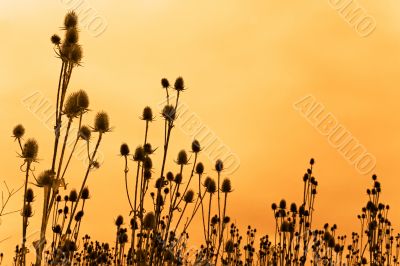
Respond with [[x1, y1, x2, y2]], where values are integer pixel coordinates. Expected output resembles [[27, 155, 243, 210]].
[[3, 11, 400, 266]]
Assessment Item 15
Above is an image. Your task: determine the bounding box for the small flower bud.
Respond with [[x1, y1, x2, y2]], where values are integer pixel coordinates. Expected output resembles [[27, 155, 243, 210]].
[[191, 140, 201, 153], [221, 178, 232, 193], [143, 212, 155, 230], [115, 215, 124, 227], [25, 188, 34, 203], [51, 34, 61, 45]]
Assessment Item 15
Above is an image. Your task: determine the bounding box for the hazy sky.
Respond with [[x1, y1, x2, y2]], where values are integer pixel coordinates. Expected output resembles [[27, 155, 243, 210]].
[[1, 0, 400, 263]]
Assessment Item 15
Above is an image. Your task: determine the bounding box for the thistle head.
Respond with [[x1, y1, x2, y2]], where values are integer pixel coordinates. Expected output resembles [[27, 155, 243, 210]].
[[120, 143, 130, 156], [191, 139, 201, 153], [221, 178, 232, 193], [143, 157, 153, 170], [64, 11, 78, 29], [195, 162, 204, 174], [183, 190, 195, 203], [141, 106, 154, 122], [143, 143, 154, 155], [215, 159, 224, 172], [12, 124, 25, 140], [79, 125, 91, 141], [176, 150, 188, 165], [65, 27, 79, 45], [143, 212, 156, 230], [225, 240, 234, 253], [133, 146, 145, 161], [81, 187, 90, 200], [64, 90, 89, 117], [174, 77, 185, 91], [162, 105, 176, 122], [37, 170, 55, 187], [166, 172, 174, 181], [22, 138, 39, 161], [161, 78, 170, 89], [70, 44, 83, 65], [206, 178, 217, 194], [25, 188, 34, 203], [94, 111, 110, 133], [174, 173, 183, 184]]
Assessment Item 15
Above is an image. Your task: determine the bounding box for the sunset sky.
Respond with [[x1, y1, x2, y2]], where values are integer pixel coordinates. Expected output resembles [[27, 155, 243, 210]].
[[1, 0, 400, 263]]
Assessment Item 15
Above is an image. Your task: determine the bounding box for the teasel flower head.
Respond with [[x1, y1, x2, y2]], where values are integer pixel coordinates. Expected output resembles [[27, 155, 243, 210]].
[[196, 162, 204, 174], [133, 146, 145, 161], [161, 78, 170, 89], [51, 34, 61, 45], [141, 106, 154, 122], [12, 124, 25, 140], [144, 169, 152, 180], [25, 188, 34, 203], [143, 212, 156, 230], [37, 170, 55, 187], [225, 240, 234, 253], [115, 215, 124, 227], [174, 173, 183, 184], [279, 199, 287, 209], [204, 176, 212, 188], [69, 189, 78, 202], [183, 190, 195, 203], [143, 157, 153, 170], [22, 138, 39, 162], [215, 159, 224, 172], [64, 11, 78, 29], [70, 44, 83, 65], [120, 143, 130, 157], [81, 187, 90, 200], [65, 27, 79, 45], [64, 90, 89, 118], [75, 210, 84, 222], [166, 172, 174, 181], [22, 204, 33, 218], [79, 125, 91, 141], [143, 143, 155, 155], [221, 178, 232, 193], [176, 150, 188, 165], [310, 158, 315, 165], [174, 77, 185, 91], [206, 178, 217, 194], [162, 105, 176, 122], [290, 203, 297, 213], [94, 111, 110, 133], [191, 139, 201, 153]]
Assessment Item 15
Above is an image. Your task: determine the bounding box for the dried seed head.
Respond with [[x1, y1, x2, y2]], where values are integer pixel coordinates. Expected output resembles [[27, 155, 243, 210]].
[[51, 34, 61, 45], [196, 162, 204, 174], [143, 212, 156, 229], [221, 178, 232, 193], [206, 178, 217, 194], [204, 176, 212, 188], [13, 124, 25, 139], [133, 146, 145, 161], [215, 159, 224, 172], [22, 138, 39, 161], [166, 172, 174, 181], [161, 78, 170, 89], [310, 158, 315, 165], [75, 210, 84, 221], [115, 215, 124, 227], [143, 157, 153, 170], [174, 77, 185, 91], [37, 170, 54, 187], [70, 44, 83, 64], [79, 125, 91, 141], [120, 143, 130, 156], [22, 204, 33, 218], [25, 188, 34, 203], [184, 190, 195, 203], [65, 27, 79, 45], [141, 106, 153, 121], [94, 111, 110, 133], [225, 240, 234, 253], [64, 90, 89, 117], [64, 11, 78, 28], [162, 105, 176, 122], [143, 143, 153, 155], [191, 139, 201, 153], [176, 150, 188, 165], [174, 173, 183, 184], [81, 187, 90, 200], [144, 169, 152, 180], [69, 190, 78, 202]]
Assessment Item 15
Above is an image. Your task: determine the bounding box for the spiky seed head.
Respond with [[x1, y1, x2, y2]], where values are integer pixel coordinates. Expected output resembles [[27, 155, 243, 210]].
[[64, 11, 78, 28], [279, 199, 287, 209], [225, 240, 234, 253], [162, 105, 176, 122], [310, 158, 315, 165], [22, 138, 39, 161], [37, 170, 54, 187], [143, 212, 156, 230], [196, 162, 204, 174], [143, 157, 152, 170], [51, 34, 61, 45], [221, 178, 232, 193], [184, 190, 195, 203], [79, 125, 91, 141], [161, 78, 170, 88], [76, 90, 89, 109], [143, 143, 153, 155], [141, 106, 153, 121], [56, 195, 62, 202], [81, 187, 90, 200], [69, 190, 78, 202], [174, 77, 185, 91], [25, 188, 34, 203], [13, 124, 25, 139], [191, 139, 201, 153], [75, 210, 84, 222], [166, 172, 174, 181], [271, 203, 277, 210], [22, 204, 32, 218], [64, 90, 89, 117], [70, 44, 83, 64], [53, 224, 62, 234], [215, 159, 224, 172], [133, 146, 145, 161], [206, 178, 217, 194], [120, 143, 130, 156], [65, 27, 79, 45], [144, 169, 152, 180], [174, 173, 183, 184], [177, 150, 188, 165], [115, 215, 124, 227], [204, 176, 212, 188], [94, 111, 110, 133], [290, 203, 297, 213]]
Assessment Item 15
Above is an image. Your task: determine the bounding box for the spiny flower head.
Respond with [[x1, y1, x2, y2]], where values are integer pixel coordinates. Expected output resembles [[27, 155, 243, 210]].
[[22, 204, 33, 218], [143, 157, 152, 170], [191, 139, 201, 153], [133, 146, 145, 161], [64, 90, 89, 117], [51, 34, 61, 45], [161, 78, 170, 89], [94, 111, 110, 133], [183, 190, 195, 203], [120, 143, 130, 156], [22, 138, 39, 161], [81, 187, 90, 200], [176, 150, 188, 165], [174, 173, 183, 184], [69, 189, 78, 202], [12, 124, 25, 139], [174, 77, 185, 91], [196, 162, 204, 174], [215, 159, 224, 172], [37, 170, 55, 187], [141, 106, 154, 121], [162, 105, 176, 122], [143, 143, 154, 155], [70, 44, 83, 65], [115, 215, 124, 227], [206, 178, 217, 194], [79, 125, 91, 141], [221, 178, 232, 193], [143, 212, 155, 230], [64, 11, 78, 29], [65, 27, 79, 45], [25, 188, 34, 203]]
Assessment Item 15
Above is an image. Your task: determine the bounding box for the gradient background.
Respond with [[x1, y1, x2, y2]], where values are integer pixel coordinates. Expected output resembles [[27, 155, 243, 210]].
[[1, 0, 400, 263]]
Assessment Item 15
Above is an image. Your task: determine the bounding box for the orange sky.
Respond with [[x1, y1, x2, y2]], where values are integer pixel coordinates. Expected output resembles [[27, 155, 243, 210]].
[[1, 0, 400, 263]]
